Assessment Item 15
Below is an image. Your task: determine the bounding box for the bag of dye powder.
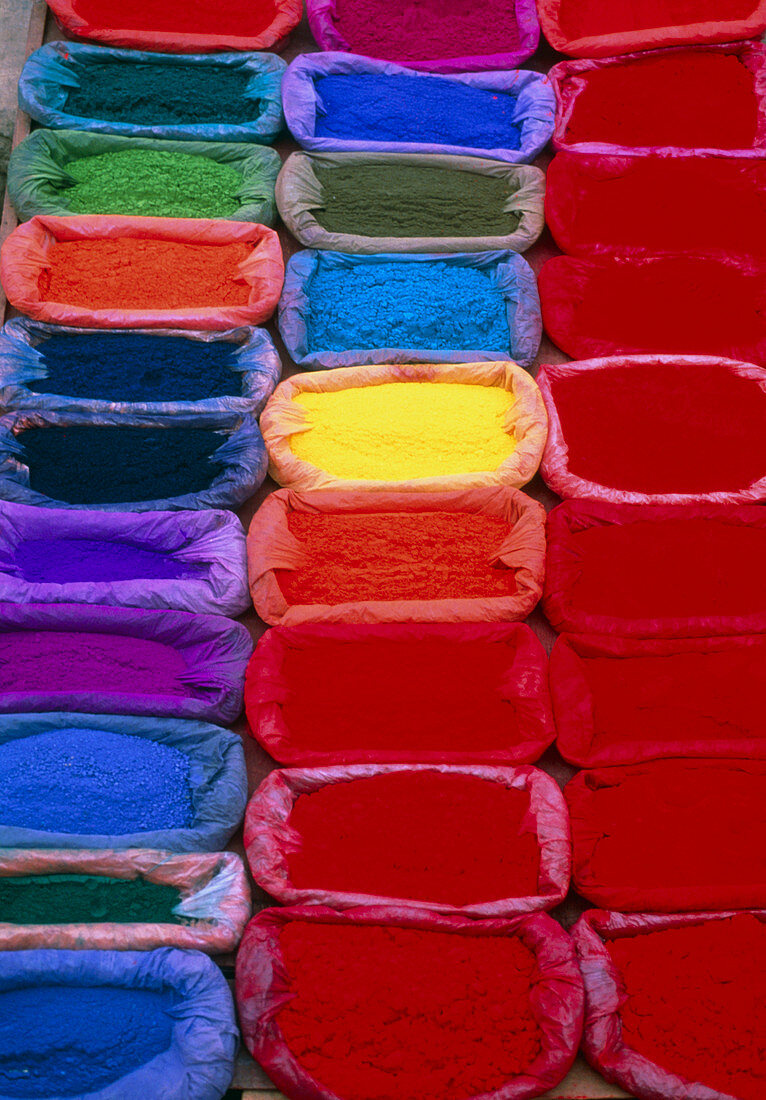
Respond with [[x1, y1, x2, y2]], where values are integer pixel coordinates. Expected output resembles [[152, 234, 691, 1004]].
[[0, 407, 267, 512], [276, 152, 546, 254], [8, 130, 281, 224], [282, 53, 555, 163], [0, 319, 282, 418], [0, 849, 251, 952], [19, 43, 286, 144], [0, 947, 238, 1100]]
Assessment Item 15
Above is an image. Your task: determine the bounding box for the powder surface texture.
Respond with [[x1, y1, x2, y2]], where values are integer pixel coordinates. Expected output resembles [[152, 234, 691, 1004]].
[[306, 260, 509, 354], [277, 921, 543, 1100], [0, 985, 176, 1097], [564, 52, 758, 149], [20, 425, 224, 504], [0, 630, 188, 697], [39, 239, 252, 311], [572, 762, 766, 896], [286, 771, 540, 904], [0, 874, 184, 925], [607, 915, 766, 1100], [550, 364, 766, 493], [291, 382, 515, 480], [314, 163, 519, 238], [65, 61, 260, 125], [71, 0, 277, 35], [569, 517, 766, 620], [13, 537, 202, 584], [314, 74, 521, 150], [0, 728, 193, 834], [33, 332, 241, 403], [65, 150, 243, 219], [276, 512, 516, 603], [280, 636, 532, 756], [558, 0, 754, 38]]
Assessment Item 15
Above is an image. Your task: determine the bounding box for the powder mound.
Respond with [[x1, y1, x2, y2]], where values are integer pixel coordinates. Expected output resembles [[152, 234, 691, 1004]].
[[557, 0, 754, 39], [291, 382, 516, 480], [65, 60, 262, 125], [0, 874, 185, 925], [314, 74, 521, 150], [277, 921, 543, 1100], [607, 915, 766, 1100], [305, 260, 509, 355], [276, 511, 516, 604], [0, 727, 194, 834], [286, 771, 540, 905], [71, 0, 278, 36], [13, 537, 204, 584]]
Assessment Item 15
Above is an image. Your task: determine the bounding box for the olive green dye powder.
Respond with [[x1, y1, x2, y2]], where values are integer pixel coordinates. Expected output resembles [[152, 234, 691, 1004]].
[[65, 149, 243, 218], [0, 874, 188, 925], [313, 163, 520, 238]]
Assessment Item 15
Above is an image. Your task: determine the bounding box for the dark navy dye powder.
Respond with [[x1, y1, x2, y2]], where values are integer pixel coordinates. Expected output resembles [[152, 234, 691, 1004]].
[[19, 425, 226, 504], [306, 260, 511, 354], [32, 333, 241, 403], [314, 74, 522, 150], [0, 728, 194, 834], [13, 538, 203, 583], [64, 60, 261, 125], [0, 984, 175, 1096]]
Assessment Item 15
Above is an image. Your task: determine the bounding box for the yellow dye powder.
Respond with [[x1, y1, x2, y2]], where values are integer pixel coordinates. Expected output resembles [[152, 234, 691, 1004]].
[[291, 382, 517, 480]]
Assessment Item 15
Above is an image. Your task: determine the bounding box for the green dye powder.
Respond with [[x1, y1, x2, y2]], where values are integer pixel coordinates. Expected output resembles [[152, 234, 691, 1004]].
[[0, 874, 188, 925], [65, 149, 243, 219], [313, 163, 520, 238]]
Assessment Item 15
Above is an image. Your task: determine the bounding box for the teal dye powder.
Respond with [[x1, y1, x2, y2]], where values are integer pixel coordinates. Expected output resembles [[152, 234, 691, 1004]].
[[18, 425, 225, 504], [0, 985, 175, 1096], [306, 260, 511, 354]]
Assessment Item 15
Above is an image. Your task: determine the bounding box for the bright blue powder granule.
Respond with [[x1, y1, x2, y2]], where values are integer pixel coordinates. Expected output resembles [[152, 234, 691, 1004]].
[[13, 537, 203, 584], [0, 728, 195, 834], [314, 74, 522, 150], [306, 260, 511, 354], [32, 333, 241, 403], [0, 985, 175, 1096]]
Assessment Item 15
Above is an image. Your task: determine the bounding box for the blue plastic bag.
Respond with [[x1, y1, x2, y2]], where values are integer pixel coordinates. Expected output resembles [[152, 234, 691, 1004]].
[[18, 42, 286, 143], [0, 320, 282, 417], [278, 249, 542, 369], [0, 711, 247, 851], [0, 947, 238, 1099]]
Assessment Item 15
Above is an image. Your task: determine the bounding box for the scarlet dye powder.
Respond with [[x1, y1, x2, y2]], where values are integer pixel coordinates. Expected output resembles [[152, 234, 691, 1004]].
[[39, 240, 252, 311], [564, 51, 758, 149], [569, 517, 766, 620], [277, 921, 543, 1100], [570, 761, 766, 903], [550, 363, 766, 493], [558, 0, 754, 40], [70, 0, 277, 36], [607, 915, 766, 1100], [279, 635, 542, 759], [276, 512, 516, 604], [286, 771, 540, 905]]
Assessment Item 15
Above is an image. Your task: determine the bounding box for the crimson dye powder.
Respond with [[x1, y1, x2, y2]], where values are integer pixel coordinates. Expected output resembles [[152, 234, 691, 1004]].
[[70, 0, 277, 36], [276, 512, 516, 604], [563, 51, 759, 149], [607, 915, 766, 1100], [276, 920, 543, 1100], [39, 240, 252, 311], [286, 771, 540, 905], [558, 0, 754, 41], [549, 363, 766, 494]]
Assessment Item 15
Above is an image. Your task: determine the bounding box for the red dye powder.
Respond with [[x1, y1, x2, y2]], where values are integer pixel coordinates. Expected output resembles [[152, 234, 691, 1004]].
[[286, 771, 540, 905], [564, 51, 758, 149], [549, 363, 766, 494], [569, 761, 766, 908], [276, 512, 516, 604], [570, 517, 766, 620], [558, 0, 755, 40], [71, 0, 277, 36], [329, 0, 521, 62], [276, 920, 543, 1100], [39, 240, 252, 311], [607, 915, 766, 1100]]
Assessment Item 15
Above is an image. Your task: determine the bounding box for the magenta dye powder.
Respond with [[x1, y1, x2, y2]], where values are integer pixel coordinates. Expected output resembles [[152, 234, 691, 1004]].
[[13, 538, 203, 584]]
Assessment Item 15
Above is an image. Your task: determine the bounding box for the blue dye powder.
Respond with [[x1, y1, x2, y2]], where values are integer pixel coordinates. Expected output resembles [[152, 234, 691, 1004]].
[[32, 333, 241, 403], [19, 425, 226, 505], [314, 74, 522, 150], [306, 260, 511, 354], [0, 728, 195, 835], [0, 984, 175, 1096], [14, 538, 204, 584]]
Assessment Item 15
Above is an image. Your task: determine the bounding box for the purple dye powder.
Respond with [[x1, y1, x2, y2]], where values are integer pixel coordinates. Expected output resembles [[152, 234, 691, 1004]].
[[14, 538, 204, 584]]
